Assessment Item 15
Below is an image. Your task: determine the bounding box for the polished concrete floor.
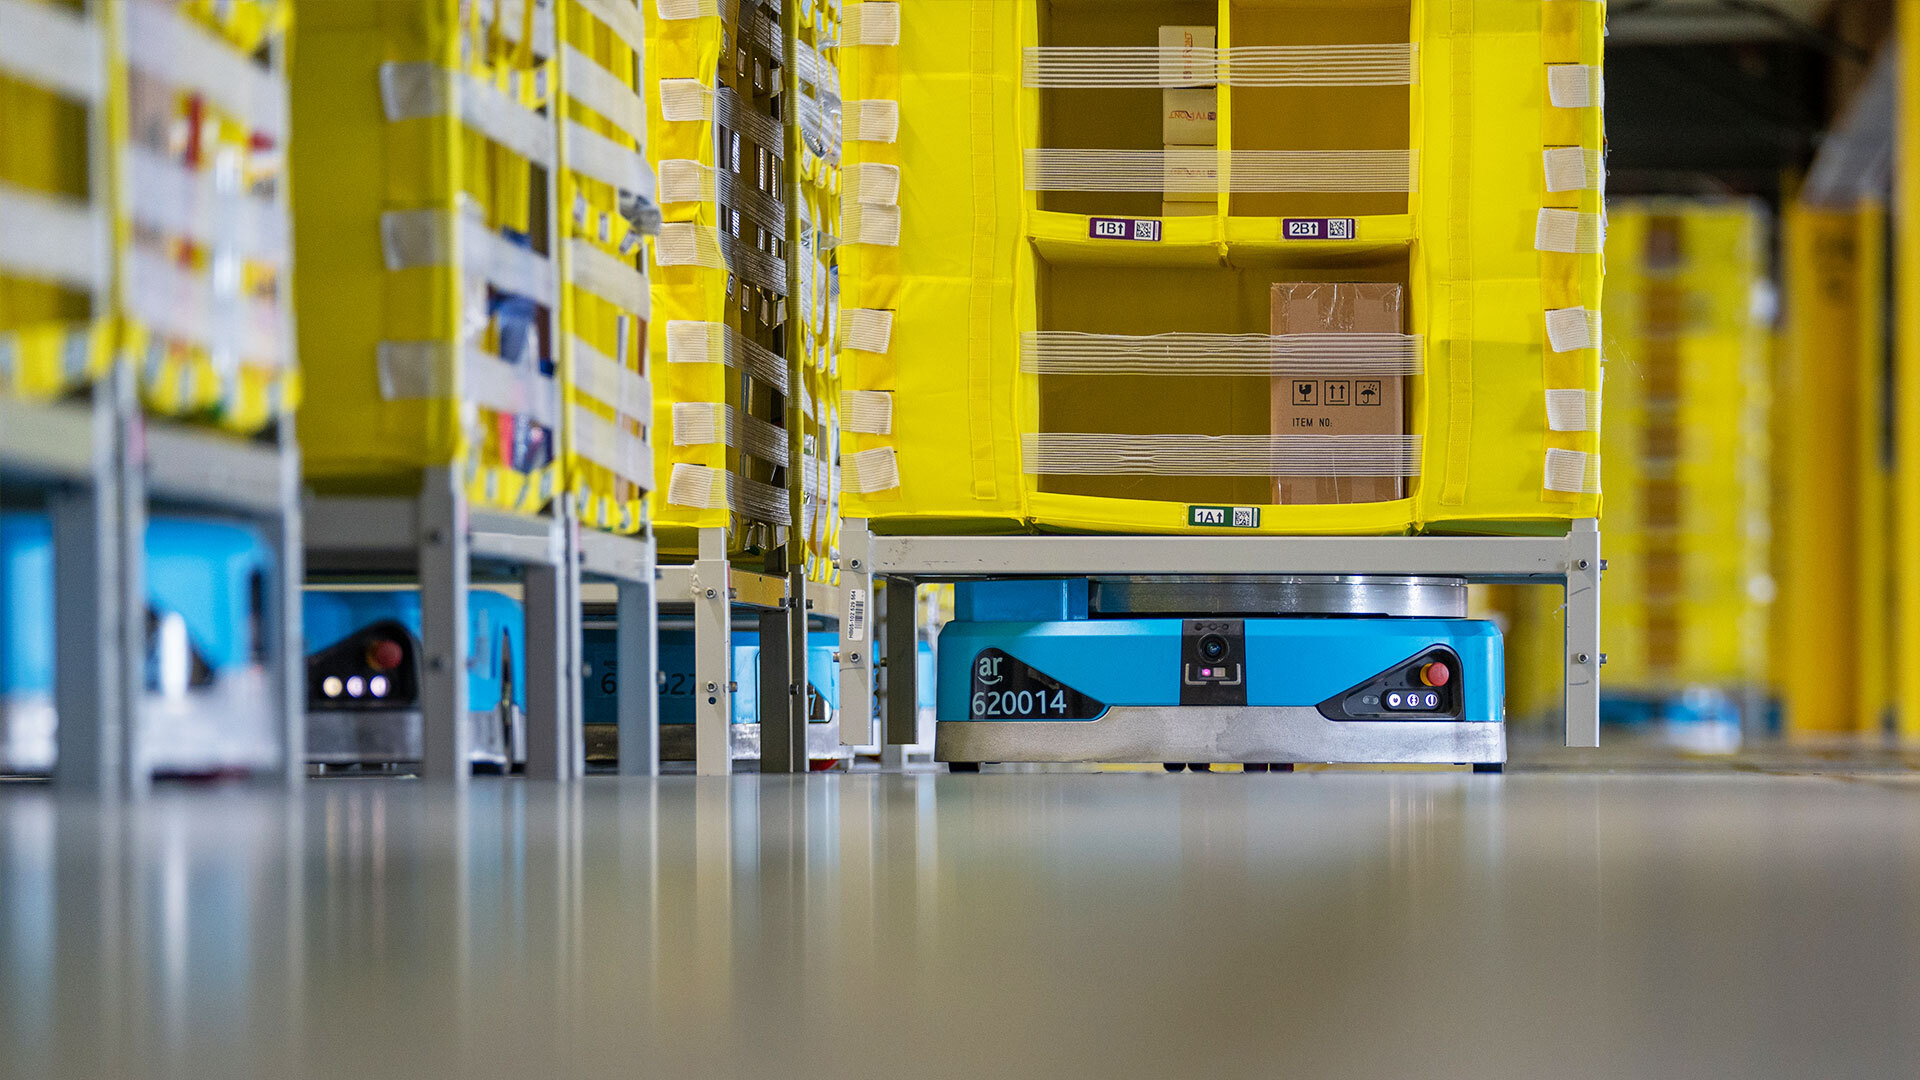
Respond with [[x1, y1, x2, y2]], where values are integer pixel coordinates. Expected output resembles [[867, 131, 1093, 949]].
[[3, 755, 1919, 1078]]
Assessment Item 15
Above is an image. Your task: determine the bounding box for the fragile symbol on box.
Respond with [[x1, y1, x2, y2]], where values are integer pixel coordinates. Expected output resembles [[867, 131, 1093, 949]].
[[1088, 217, 1162, 242], [1291, 379, 1318, 405], [1282, 217, 1357, 241]]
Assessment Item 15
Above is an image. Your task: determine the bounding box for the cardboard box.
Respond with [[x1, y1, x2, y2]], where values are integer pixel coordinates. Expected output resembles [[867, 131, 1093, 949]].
[[1270, 282, 1407, 505], [1162, 146, 1217, 202], [1158, 25, 1216, 87], [1161, 201, 1213, 217], [1161, 87, 1216, 146]]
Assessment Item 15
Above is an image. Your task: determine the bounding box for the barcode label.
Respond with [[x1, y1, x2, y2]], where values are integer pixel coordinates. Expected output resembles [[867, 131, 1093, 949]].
[[846, 587, 868, 643]]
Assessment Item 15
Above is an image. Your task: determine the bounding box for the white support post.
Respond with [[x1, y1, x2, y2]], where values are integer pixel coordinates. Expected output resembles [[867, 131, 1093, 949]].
[[1565, 519, 1602, 748], [616, 571, 659, 776], [418, 468, 472, 783], [693, 527, 732, 775], [838, 518, 875, 750]]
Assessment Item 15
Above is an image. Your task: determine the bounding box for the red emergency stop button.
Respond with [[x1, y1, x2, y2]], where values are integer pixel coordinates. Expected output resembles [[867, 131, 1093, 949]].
[[368, 639, 406, 672], [1419, 662, 1451, 688]]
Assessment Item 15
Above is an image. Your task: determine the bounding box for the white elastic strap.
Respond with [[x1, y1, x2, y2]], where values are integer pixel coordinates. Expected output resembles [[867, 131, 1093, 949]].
[[1022, 43, 1418, 89], [843, 309, 894, 354], [716, 87, 785, 155], [656, 0, 720, 19], [0, 0, 104, 104], [491, 0, 558, 57], [577, 0, 644, 52], [1022, 434, 1424, 477], [126, 247, 283, 365], [127, 146, 289, 268], [843, 203, 902, 246], [1544, 448, 1601, 494], [562, 46, 644, 141], [664, 320, 789, 392], [653, 222, 728, 269], [672, 402, 791, 467], [568, 238, 650, 317], [659, 78, 716, 123], [572, 336, 650, 421], [1536, 208, 1605, 254], [1545, 388, 1602, 432], [844, 447, 901, 494], [1548, 64, 1602, 109], [0, 181, 109, 294], [1543, 147, 1604, 193], [666, 463, 791, 523], [843, 1, 900, 46], [1023, 149, 1417, 194], [843, 100, 900, 143], [566, 121, 654, 200], [1022, 332, 1424, 376], [840, 391, 893, 434], [126, 0, 285, 140], [381, 209, 557, 307], [1545, 307, 1602, 353], [845, 163, 901, 206], [380, 62, 556, 168], [657, 160, 716, 204], [376, 341, 559, 426], [574, 406, 654, 486]]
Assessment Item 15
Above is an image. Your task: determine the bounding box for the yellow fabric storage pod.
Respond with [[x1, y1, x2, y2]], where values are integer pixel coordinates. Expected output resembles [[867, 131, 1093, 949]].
[[292, 0, 561, 511], [1600, 199, 1772, 694], [0, 0, 114, 400], [119, 0, 297, 434], [557, 0, 654, 535], [842, 0, 1605, 536], [646, 0, 796, 558]]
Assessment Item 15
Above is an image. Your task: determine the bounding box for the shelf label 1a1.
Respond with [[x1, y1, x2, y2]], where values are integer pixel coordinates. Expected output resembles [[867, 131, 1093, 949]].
[[1283, 218, 1356, 241], [1088, 217, 1162, 242], [1189, 505, 1261, 529]]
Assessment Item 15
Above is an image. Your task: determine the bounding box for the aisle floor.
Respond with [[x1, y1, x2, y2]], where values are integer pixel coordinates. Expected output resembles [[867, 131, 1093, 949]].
[[2, 754, 1918, 1078]]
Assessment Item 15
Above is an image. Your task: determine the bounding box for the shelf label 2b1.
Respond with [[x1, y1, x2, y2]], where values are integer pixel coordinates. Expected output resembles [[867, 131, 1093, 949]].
[[969, 649, 1107, 720]]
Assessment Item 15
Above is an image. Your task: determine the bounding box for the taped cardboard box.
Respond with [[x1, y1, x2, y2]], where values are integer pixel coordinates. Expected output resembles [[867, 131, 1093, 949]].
[[1158, 25, 1216, 87], [1161, 87, 1216, 146], [1270, 282, 1406, 505]]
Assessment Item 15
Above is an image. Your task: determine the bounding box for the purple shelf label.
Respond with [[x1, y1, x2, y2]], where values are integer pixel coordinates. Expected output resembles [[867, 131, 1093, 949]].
[[1088, 217, 1162, 242], [1283, 217, 1357, 241]]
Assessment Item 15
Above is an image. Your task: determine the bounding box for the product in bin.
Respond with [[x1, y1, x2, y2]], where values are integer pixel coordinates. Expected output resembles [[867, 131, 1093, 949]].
[[1269, 282, 1407, 506]]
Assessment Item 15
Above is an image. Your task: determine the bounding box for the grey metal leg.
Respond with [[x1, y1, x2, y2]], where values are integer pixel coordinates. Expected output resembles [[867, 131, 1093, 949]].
[[418, 468, 471, 783], [563, 505, 585, 779], [268, 414, 305, 785], [884, 577, 918, 750], [50, 387, 128, 794], [524, 561, 570, 781], [115, 382, 147, 795], [693, 528, 731, 776], [759, 602, 796, 773], [1565, 519, 1602, 748], [838, 518, 875, 750], [616, 575, 658, 776]]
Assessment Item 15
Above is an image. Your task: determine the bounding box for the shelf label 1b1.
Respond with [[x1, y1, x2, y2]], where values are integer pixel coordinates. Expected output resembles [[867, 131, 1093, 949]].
[[1283, 218, 1356, 241], [1088, 217, 1162, 242]]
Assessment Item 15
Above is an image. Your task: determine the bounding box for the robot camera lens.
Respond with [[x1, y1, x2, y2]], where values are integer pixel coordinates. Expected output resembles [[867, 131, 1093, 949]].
[[1198, 634, 1230, 663]]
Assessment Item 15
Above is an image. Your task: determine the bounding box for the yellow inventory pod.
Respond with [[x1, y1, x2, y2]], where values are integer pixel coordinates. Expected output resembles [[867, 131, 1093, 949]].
[[840, 0, 1605, 535], [646, 0, 798, 557], [1600, 200, 1772, 695], [292, 0, 564, 511], [118, 0, 297, 434], [556, 0, 655, 534], [0, 0, 114, 400]]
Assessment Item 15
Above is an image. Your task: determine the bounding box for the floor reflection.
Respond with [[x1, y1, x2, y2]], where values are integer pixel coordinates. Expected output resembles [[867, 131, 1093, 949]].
[[1, 769, 1917, 1078]]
